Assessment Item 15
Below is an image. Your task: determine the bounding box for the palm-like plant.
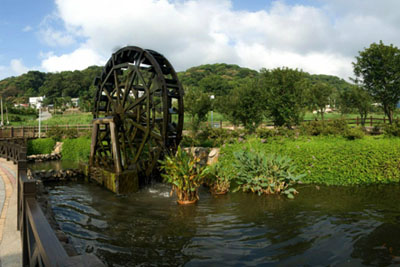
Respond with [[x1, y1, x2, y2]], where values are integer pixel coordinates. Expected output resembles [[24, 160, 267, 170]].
[[159, 146, 209, 204]]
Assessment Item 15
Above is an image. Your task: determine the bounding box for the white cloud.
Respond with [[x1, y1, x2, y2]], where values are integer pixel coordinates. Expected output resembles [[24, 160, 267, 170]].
[[0, 59, 29, 79], [23, 25, 33, 32], [35, 0, 400, 80], [39, 27, 75, 47], [10, 59, 29, 75], [41, 47, 105, 72]]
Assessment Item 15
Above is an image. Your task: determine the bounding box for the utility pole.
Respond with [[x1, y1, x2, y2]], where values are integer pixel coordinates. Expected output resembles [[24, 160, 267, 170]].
[[1, 97, 3, 127], [210, 95, 215, 128], [38, 104, 41, 138], [5, 106, 9, 125]]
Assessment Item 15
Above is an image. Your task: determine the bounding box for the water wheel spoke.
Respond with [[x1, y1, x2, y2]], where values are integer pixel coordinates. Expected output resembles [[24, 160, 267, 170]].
[[124, 93, 147, 112]]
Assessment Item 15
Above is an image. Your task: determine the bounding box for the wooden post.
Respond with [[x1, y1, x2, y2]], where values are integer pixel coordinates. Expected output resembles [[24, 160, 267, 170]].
[[220, 120, 222, 128], [10, 127, 13, 138], [356, 117, 359, 126], [109, 121, 122, 173], [89, 123, 98, 167], [370, 116, 373, 126]]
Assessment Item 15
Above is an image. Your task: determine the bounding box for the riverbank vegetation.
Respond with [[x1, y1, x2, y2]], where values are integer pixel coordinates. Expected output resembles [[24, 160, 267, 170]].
[[27, 138, 56, 155]]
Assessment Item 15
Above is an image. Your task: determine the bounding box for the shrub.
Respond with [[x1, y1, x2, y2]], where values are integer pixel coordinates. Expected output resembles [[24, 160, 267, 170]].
[[344, 127, 365, 140], [231, 149, 304, 198], [27, 138, 56, 155], [61, 137, 91, 162], [300, 119, 349, 136], [256, 128, 276, 139], [383, 120, 400, 137]]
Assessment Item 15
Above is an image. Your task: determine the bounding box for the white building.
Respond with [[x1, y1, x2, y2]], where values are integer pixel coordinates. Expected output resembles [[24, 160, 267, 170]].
[[29, 96, 45, 109], [71, 98, 79, 107]]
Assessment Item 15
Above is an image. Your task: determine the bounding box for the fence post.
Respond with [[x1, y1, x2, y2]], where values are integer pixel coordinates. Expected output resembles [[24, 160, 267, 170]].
[[370, 116, 373, 126], [356, 117, 359, 126], [220, 120, 222, 128], [10, 127, 13, 138]]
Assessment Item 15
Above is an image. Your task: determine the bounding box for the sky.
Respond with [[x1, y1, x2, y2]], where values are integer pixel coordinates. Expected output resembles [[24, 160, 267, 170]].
[[1, 0, 400, 81]]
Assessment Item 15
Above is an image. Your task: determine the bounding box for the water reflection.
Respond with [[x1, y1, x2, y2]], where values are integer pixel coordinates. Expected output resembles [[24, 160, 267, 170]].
[[45, 182, 400, 266]]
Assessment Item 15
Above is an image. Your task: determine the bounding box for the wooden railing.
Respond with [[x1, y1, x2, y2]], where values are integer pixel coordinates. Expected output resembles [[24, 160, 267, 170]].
[[0, 139, 104, 266], [0, 124, 92, 139]]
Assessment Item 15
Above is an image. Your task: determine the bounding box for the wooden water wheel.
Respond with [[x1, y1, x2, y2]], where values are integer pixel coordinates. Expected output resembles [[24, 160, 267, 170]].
[[90, 46, 184, 179]]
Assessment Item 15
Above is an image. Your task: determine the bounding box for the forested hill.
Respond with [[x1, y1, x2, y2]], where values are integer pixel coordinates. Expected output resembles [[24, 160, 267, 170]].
[[0, 63, 352, 105], [0, 66, 102, 105]]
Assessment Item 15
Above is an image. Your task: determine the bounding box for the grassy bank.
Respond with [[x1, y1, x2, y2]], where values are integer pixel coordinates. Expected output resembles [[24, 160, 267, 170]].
[[219, 136, 400, 186], [61, 137, 91, 162]]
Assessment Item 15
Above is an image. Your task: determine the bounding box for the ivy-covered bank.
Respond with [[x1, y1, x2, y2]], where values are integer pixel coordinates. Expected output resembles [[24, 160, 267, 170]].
[[61, 137, 91, 161], [219, 136, 400, 186]]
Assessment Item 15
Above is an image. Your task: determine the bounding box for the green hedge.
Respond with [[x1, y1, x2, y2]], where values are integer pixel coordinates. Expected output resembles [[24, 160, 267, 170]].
[[61, 137, 91, 162], [220, 136, 400, 186], [27, 138, 56, 155]]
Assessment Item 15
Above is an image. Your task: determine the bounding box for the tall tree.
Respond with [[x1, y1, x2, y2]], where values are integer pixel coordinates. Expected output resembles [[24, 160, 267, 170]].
[[307, 82, 333, 120], [353, 41, 400, 124], [339, 85, 372, 126], [217, 80, 265, 132], [260, 67, 308, 128], [184, 87, 212, 133]]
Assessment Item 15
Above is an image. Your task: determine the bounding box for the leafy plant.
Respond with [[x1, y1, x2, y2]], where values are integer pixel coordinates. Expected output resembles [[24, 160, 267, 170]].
[[159, 147, 209, 203], [207, 162, 234, 194], [232, 149, 304, 199]]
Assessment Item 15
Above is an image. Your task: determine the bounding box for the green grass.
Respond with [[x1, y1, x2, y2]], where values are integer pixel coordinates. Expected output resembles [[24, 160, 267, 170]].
[[9, 113, 93, 126], [219, 136, 400, 186]]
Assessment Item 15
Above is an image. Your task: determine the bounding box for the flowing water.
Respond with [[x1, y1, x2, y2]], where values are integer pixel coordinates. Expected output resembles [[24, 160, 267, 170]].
[[43, 180, 400, 266]]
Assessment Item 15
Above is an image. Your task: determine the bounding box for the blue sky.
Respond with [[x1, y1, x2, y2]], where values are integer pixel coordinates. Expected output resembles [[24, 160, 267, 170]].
[[1, 0, 400, 80]]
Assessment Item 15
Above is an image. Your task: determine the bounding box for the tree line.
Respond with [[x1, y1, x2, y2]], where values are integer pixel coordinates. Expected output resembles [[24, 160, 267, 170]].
[[185, 41, 400, 131]]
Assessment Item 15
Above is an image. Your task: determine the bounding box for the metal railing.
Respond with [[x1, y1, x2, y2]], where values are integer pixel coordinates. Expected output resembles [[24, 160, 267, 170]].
[[0, 139, 104, 266]]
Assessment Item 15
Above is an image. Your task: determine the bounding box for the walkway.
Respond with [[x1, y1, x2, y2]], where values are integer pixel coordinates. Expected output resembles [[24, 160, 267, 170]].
[[0, 158, 21, 267]]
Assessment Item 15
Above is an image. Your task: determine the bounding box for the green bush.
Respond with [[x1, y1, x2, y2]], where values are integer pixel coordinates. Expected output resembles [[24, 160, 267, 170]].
[[344, 127, 365, 140], [27, 138, 56, 155], [220, 136, 400, 186], [231, 149, 303, 198], [383, 120, 400, 137], [61, 137, 91, 162], [255, 128, 276, 139], [300, 119, 349, 136]]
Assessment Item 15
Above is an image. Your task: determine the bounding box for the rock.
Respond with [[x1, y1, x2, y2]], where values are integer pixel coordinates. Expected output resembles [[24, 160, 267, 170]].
[[207, 148, 220, 165], [53, 142, 63, 154]]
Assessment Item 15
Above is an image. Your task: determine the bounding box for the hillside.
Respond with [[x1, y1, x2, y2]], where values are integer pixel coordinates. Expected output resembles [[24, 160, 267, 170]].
[[0, 63, 352, 105]]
